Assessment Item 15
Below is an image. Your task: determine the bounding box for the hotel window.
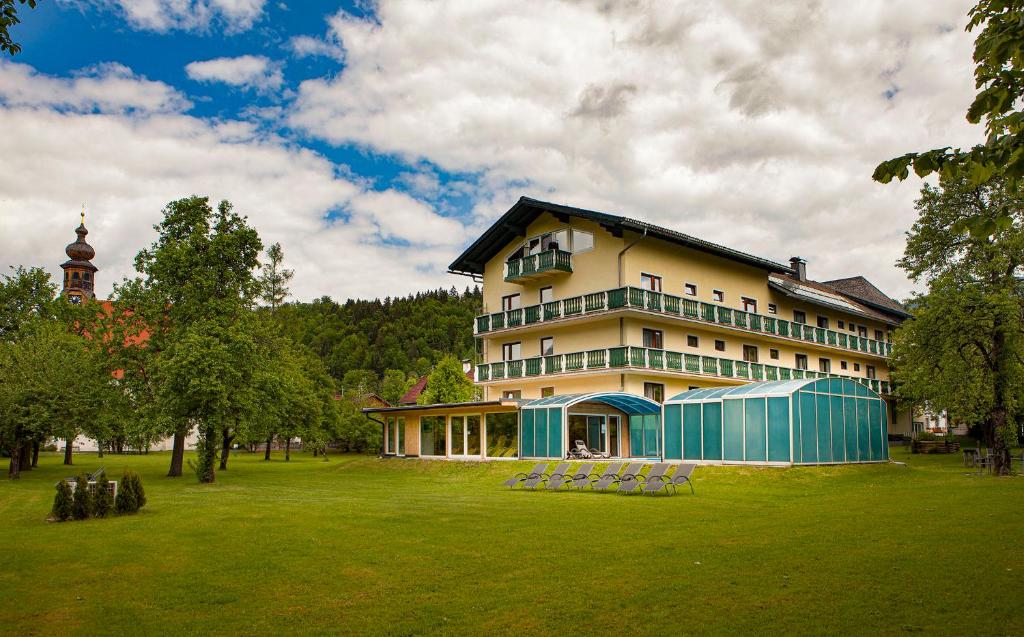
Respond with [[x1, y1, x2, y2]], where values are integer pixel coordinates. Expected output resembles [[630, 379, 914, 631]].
[[540, 337, 554, 356], [819, 358, 831, 373], [502, 342, 521, 361], [848, 322, 856, 332], [502, 390, 522, 400], [713, 289, 724, 302], [817, 316, 829, 329], [767, 303, 777, 315], [640, 273, 662, 292], [571, 229, 594, 253], [684, 282, 697, 296], [793, 310, 806, 324], [840, 360, 848, 370], [858, 325, 868, 338], [866, 365, 877, 379], [874, 329, 884, 341], [541, 387, 555, 398], [687, 334, 699, 348], [714, 339, 726, 352], [644, 382, 665, 403], [539, 286, 553, 304], [795, 354, 808, 370], [643, 328, 664, 349], [838, 320, 845, 329], [742, 297, 757, 313], [769, 348, 780, 360], [502, 294, 520, 311], [486, 412, 518, 458], [854, 363, 861, 372], [742, 345, 758, 363], [419, 416, 446, 457]]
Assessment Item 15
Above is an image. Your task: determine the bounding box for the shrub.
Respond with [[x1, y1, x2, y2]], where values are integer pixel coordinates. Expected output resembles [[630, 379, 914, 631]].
[[71, 474, 92, 520], [917, 431, 938, 441], [131, 472, 146, 510], [94, 472, 113, 518], [52, 480, 73, 521], [115, 470, 138, 514]]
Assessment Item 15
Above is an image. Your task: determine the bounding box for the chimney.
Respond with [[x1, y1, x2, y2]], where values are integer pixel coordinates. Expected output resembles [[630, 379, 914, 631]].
[[462, 359, 472, 374], [789, 256, 807, 281]]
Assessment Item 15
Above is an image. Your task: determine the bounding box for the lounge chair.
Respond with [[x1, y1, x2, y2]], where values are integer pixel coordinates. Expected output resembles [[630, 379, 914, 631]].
[[666, 463, 696, 494], [568, 440, 592, 459], [616, 462, 653, 495], [545, 463, 576, 490], [524, 462, 568, 489], [564, 463, 596, 490], [590, 462, 626, 491], [641, 463, 685, 495], [502, 463, 547, 489]]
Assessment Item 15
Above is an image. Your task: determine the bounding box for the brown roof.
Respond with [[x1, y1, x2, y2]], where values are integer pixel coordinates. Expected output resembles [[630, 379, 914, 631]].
[[822, 276, 911, 318], [399, 376, 429, 405], [769, 274, 902, 325]]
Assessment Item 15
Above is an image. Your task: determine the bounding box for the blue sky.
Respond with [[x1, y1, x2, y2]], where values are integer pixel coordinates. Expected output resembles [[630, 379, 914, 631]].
[[0, 1, 982, 302]]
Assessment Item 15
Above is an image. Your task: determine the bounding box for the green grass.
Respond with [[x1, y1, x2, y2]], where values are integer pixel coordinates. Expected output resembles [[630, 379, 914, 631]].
[[1, 449, 1022, 636]]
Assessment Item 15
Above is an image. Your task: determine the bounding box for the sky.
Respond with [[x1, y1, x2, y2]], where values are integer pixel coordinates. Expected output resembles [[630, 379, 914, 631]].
[[0, 0, 983, 302]]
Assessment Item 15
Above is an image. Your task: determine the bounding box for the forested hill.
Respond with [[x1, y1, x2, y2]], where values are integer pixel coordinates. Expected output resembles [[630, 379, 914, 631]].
[[276, 286, 481, 386]]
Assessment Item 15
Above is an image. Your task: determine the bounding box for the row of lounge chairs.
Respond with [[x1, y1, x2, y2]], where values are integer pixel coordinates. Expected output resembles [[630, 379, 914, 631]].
[[502, 462, 695, 495]]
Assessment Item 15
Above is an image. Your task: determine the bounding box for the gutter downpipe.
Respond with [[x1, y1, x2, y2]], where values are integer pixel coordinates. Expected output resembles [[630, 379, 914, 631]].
[[366, 413, 387, 458], [617, 227, 648, 392]]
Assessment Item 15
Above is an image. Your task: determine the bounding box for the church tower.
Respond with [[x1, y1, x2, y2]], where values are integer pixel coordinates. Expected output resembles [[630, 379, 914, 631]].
[[60, 208, 98, 304]]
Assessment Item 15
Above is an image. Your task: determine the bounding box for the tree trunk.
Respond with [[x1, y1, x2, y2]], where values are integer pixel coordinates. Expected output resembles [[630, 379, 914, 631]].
[[31, 440, 39, 468], [64, 437, 73, 465], [168, 430, 185, 477], [219, 429, 234, 471], [264, 435, 273, 461], [989, 319, 1014, 476], [313, 447, 318, 458], [8, 437, 23, 479], [97, 441, 104, 458], [285, 438, 291, 462], [19, 443, 32, 472]]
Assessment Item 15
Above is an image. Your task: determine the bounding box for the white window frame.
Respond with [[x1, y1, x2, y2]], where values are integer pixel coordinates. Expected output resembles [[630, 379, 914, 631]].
[[640, 272, 663, 292]]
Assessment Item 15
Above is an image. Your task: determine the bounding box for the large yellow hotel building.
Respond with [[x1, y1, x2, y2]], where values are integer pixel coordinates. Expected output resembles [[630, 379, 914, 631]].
[[365, 197, 910, 463]]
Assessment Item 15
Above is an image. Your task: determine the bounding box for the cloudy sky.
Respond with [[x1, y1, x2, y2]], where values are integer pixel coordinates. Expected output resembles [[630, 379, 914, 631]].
[[0, 0, 981, 302]]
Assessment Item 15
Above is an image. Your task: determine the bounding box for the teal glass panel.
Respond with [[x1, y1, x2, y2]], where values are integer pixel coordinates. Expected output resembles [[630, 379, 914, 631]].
[[486, 412, 518, 458], [880, 401, 889, 459], [869, 400, 882, 461], [856, 398, 870, 461], [744, 398, 767, 461], [767, 397, 790, 462], [664, 404, 683, 460], [629, 415, 643, 456], [830, 395, 845, 462], [683, 403, 702, 460], [815, 379, 830, 393], [723, 399, 745, 461], [521, 409, 535, 457], [799, 391, 817, 463], [816, 393, 832, 462], [644, 414, 660, 456], [843, 397, 858, 461], [702, 402, 723, 460], [535, 409, 549, 458], [547, 408, 563, 459], [829, 378, 843, 394], [792, 395, 802, 462], [855, 382, 868, 397]]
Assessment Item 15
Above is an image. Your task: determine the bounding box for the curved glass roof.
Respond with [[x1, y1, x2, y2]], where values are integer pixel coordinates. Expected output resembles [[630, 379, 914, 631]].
[[521, 392, 661, 415], [666, 378, 881, 403]]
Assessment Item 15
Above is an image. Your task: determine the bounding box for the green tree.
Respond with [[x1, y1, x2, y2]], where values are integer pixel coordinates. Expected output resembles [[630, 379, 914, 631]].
[[0, 0, 39, 56], [94, 472, 113, 518], [418, 355, 476, 405], [52, 479, 72, 521], [380, 369, 414, 405], [892, 176, 1024, 474], [258, 242, 293, 311], [71, 474, 92, 520], [115, 470, 138, 514], [0, 266, 56, 341], [874, 1, 1024, 235]]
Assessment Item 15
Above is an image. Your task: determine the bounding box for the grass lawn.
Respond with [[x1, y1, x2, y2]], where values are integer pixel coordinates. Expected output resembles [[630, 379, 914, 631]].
[[1, 448, 1022, 636]]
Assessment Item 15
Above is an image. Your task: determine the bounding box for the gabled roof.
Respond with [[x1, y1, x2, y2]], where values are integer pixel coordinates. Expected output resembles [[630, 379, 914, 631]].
[[448, 196, 794, 276], [822, 276, 912, 319], [399, 376, 429, 405], [768, 274, 902, 326]]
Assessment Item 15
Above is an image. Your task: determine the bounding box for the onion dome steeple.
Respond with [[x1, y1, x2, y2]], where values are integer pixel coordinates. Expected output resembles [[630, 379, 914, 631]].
[[60, 206, 98, 303]]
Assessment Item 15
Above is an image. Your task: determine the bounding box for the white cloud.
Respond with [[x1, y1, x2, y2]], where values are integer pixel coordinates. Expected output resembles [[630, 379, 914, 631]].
[[82, 0, 266, 33], [185, 55, 283, 91], [0, 60, 190, 113], [0, 63, 464, 302], [289, 35, 345, 62], [289, 0, 984, 298]]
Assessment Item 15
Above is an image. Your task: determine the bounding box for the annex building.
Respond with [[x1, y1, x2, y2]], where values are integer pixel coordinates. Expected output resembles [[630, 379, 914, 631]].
[[364, 197, 911, 465]]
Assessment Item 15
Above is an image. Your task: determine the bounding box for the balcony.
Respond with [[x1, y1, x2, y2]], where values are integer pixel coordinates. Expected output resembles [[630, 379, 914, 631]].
[[475, 286, 894, 359], [476, 345, 892, 395], [504, 249, 572, 283]]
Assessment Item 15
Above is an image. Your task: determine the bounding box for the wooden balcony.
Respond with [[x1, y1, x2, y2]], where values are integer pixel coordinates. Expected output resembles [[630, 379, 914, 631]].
[[503, 249, 572, 283]]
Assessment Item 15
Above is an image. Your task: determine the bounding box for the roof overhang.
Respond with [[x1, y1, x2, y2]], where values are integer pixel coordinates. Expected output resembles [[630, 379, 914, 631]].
[[361, 399, 522, 414], [521, 391, 662, 415], [448, 196, 794, 277], [768, 279, 900, 327]]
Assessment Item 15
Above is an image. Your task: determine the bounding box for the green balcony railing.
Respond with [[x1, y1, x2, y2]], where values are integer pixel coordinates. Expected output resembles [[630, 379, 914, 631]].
[[504, 249, 573, 282], [475, 285, 896, 359], [525, 357, 542, 376]]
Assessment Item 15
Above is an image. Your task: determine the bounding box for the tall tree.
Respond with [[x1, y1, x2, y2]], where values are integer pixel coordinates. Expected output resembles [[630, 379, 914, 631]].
[[0, 0, 39, 56], [892, 176, 1024, 474], [259, 242, 293, 311], [874, 1, 1024, 235], [0, 266, 56, 341], [418, 355, 477, 405]]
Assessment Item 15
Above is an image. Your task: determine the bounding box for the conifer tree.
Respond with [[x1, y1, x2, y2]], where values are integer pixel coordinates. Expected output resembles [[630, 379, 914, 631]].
[[115, 470, 138, 514], [52, 479, 72, 521], [71, 474, 92, 520], [94, 472, 113, 518]]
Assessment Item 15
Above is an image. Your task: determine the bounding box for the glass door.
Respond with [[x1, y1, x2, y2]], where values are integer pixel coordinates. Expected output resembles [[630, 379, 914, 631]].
[[450, 416, 465, 456], [397, 417, 405, 456], [608, 416, 620, 457], [466, 416, 481, 455]]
